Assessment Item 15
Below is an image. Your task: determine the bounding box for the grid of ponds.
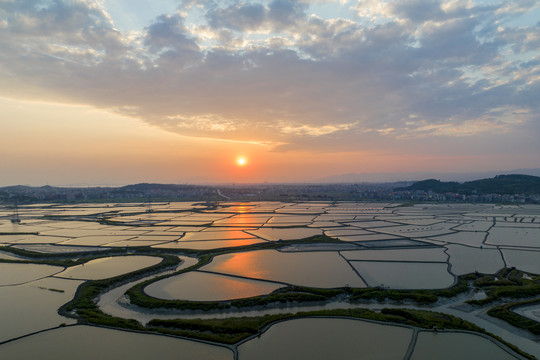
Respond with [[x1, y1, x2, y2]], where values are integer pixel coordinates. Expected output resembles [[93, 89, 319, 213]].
[[1, 201, 539, 359]]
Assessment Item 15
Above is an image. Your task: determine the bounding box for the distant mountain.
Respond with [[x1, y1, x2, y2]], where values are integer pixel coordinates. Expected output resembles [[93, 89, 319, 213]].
[[118, 183, 200, 192], [314, 168, 540, 183], [398, 174, 540, 195]]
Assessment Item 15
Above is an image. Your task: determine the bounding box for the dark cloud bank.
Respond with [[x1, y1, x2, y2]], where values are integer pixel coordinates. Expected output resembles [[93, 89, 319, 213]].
[[0, 0, 538, 153]]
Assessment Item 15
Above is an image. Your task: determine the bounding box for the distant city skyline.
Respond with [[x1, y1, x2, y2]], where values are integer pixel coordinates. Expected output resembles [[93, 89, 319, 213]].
[[1, 1, 539, 186]]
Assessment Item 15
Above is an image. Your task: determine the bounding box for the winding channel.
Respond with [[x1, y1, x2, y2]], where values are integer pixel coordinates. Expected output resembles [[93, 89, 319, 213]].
[[97, 255, 540, 358]]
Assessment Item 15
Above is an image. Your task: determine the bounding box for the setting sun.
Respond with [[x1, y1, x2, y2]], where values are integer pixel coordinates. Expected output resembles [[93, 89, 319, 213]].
[[236, 157, 247, 166]]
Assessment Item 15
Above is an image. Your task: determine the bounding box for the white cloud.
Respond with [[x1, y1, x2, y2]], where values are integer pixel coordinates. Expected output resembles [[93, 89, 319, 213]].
[[0, 0, 538, 154]]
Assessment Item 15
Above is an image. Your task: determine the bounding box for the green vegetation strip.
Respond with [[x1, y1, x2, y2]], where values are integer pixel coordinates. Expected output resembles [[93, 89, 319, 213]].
[[488, 298, 540, 335], [467, 268, 540, 306], [0, 246, 126, 261], [59, 263, 536, 360], [5, 236, 539, 357], [60, 254, 181, 326], [145, 308, 534, 359], [0, 245, 175, 268], [126, 269, 471, 312]]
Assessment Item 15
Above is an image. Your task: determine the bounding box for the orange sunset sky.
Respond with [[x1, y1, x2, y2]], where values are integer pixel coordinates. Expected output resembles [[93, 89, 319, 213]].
[[1, 1, 539, 186]]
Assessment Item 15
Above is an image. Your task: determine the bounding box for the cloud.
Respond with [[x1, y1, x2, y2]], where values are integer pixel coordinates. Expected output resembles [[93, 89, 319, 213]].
[[143, 14, 201, 67], [206, 3, 266, 31], [204, 0, 307, 32], [0, 0, 538, 154]]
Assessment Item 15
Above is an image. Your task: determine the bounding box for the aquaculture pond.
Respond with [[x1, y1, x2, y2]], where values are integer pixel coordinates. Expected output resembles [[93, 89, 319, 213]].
[[0, 263, 63, 285], [237, 318, 413, 360], [411, 331, 521, 360], [0, 325, 233, 360], [0, 277, 82, 342], [2, 201, 540, 359], [145, 271, 284, 301], [203, 249, 366, 288], [350, 261, 454, 289], [56, 256, 162, 280]]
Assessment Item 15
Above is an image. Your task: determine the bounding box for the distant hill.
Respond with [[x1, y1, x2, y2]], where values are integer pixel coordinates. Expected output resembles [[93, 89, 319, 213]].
[[118, 183, 200, 192], [398, 174, 540, 195], [314, 168, 540, 183]]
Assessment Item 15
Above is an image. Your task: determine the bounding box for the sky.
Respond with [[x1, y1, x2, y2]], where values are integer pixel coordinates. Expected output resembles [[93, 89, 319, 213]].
[[0, 0, 539, 186]]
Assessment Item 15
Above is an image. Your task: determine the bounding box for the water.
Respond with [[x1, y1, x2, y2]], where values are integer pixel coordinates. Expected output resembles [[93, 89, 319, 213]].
[[152, 239, 264, 250], [246, 227, 322, 241], [429, 231, 487, 247], [238, 317, 413, 360], [341, 248, 447, 262], [0, 263, 63, 286], [350, 261, 454, 289], [55, 256, 162, 280], [502, 249, 540, 274], [145, 271, 283, 301], [487, 227, 540, 247], [411, 331, 521, 359], [0, 325, 233, 360], [0, 277, 82, 342], [204, 249, 366, 288], [181, 230, 256, 241], [446, 244, 504, 275]]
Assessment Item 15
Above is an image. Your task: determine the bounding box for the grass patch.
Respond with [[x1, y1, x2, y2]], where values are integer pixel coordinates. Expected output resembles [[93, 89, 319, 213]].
[[466, 268, 540, 306], [144, 308, 534, 359], [488, 298, 540, 335]]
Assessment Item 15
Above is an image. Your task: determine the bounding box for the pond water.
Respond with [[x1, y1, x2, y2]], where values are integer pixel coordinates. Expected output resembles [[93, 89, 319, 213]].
[[351, 261, 454, 289], [0, 263, 63, 286], [325, 228, 373, 237], [181, 230, 256, 241], [391, 219, 443, 226], [313, 214, 356, 222], [411, 331, 520, 360], [237, 317, 412, 360], [246, 228, 322, 241], [6, 235, 71, 244], [0, 277, 82, 342], [344, 220, 403, 228], [513, 302, 540, 323], [446, 244, 504, 275], [152, 239, 265, 250], [341, 248, 447, 262], [357, 239, 433, 248], [105, 239, 172, 247], [0, 325, 233, 360], [98, 256, 199, 322], [204, 250, 366, 288], [486, 227, 540, 247], [373, 223, 456, 238], [2, 202, 540, 359], [266, 215, 316, 224], [501, 249, 540, 274], [428, 232, 487, 247], [58, 235, 139, 246], [334, 233, 404, 242], [309, 221, 345, 228], [11, 244, 110, 254], [145, 271, 283, 301], [129, 235, 183, 242], [39, 228, 146, 238], [452, 221, 494, 232], [56, 255, 162, 280], [177, 213, 232, 222], [158, 219, 212, 226], [212, 214, 272, 227]]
